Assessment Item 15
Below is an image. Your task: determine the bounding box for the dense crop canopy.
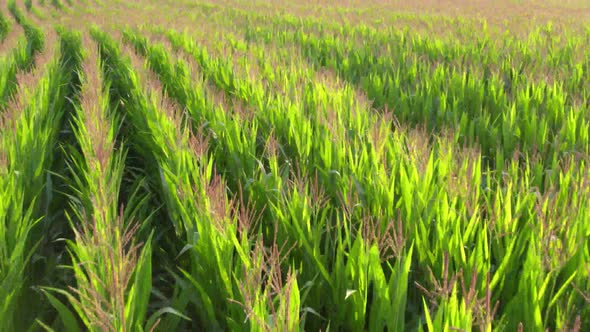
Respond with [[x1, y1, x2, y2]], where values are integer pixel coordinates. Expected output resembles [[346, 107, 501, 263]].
[[0, 0, 588, 331]]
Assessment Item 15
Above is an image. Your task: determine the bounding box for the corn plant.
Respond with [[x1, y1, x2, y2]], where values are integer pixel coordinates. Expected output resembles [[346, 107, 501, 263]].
[[7, 0, 44, 69], [0, 1, 588, 331], [0, 9, 10, 41], [119, 21, 588, 330], [0, 20, 45, 109], [94, 26, 306, 331], [41, 35, 154, 332], [0, 31, 66, 332]]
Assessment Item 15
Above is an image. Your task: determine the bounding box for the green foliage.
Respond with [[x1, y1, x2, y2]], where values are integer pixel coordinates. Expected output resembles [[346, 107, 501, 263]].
[[1, 2, 589, 332], [51, 0, 64, 11], [0, 9, 10, 40], [7, 0, 45, 69], [0, 7, 48, 109], [0, 36, 66, 332]]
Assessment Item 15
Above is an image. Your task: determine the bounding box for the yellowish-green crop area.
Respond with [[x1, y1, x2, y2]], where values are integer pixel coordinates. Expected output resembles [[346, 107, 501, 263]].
[[0, 0, 589, 331]]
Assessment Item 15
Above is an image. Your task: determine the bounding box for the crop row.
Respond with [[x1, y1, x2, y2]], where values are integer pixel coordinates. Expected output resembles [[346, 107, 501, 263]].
[[122, 23, 589, 330]]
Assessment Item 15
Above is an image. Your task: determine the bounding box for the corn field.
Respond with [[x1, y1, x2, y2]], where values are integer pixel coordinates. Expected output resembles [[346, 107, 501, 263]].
[[0, 0, 589, 331]]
